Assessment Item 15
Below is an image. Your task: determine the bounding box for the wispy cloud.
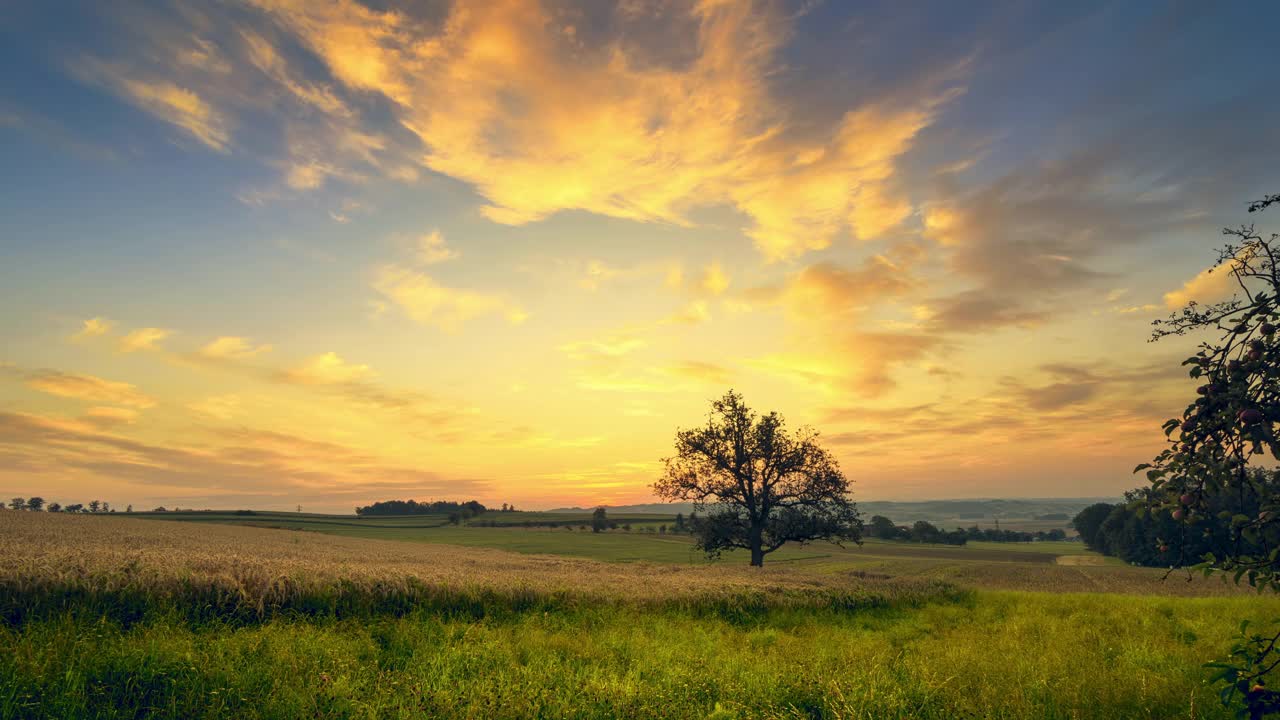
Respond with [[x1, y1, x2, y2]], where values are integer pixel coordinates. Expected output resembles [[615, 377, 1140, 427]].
[[416, 230, 459, 265], [24, 370, 156, 409], [72, 317, 114, 340], [76, 55, 231, 151], [373, 265, 527, 332], [118, 78, 230, 151], [119, 327, 171, 353], [0, 410, 492, 507], [197, 336, 273, 361], [284, 352, 375, 385]]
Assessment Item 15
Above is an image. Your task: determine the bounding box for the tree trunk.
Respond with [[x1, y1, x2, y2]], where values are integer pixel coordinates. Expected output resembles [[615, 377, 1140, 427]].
[[749, 524, 764, 567]]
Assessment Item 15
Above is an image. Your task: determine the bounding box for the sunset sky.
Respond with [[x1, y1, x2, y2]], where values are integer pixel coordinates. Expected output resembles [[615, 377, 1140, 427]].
[[2, 1, 1278, 512]]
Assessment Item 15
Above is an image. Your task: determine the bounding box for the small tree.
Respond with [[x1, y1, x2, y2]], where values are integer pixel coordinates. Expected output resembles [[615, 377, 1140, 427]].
[[9, 498, 25, 511], [47, 502, 62, 513], [126, 504, 132, 513], [674, 512, 685, 532], [88, 500, 101, 513], [591, 507, 608, 533], [911, 520, 941, 543], [868, 515, 898, 539], [25, 496, 45, 512], [64, 503, 83, 513], [654, 390, 862, 566]]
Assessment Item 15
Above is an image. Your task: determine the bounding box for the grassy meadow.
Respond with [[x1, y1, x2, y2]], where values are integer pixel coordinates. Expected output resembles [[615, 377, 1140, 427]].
[[2, 510, 1275, 718]]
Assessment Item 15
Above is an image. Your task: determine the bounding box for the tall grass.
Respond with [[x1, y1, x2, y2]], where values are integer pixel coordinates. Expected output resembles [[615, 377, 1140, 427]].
[[3, 593, 1276, 718]]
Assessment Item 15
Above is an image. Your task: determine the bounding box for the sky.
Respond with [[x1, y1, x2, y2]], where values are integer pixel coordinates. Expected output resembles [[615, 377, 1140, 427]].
[[1, 0, 1278, 512]]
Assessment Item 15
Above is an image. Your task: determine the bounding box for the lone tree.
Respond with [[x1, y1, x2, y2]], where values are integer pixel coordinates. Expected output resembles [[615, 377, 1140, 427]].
[[591, 507, 608, 533], [25, 496, 45, 512], [653, 390, 861, 566], [1140, 193, 1280, 717]]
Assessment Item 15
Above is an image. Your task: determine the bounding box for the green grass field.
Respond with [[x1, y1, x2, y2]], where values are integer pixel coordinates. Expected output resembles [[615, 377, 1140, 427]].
[[2, 511, 1274, 718]]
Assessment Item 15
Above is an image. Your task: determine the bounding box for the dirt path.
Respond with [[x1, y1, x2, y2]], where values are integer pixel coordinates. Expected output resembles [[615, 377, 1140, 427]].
[[1055, 555, 1109, 566]]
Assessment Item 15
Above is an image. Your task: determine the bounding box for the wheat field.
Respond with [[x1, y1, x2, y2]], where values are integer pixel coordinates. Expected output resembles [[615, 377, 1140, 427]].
[[4, 511, 1279, 718], [0, 511, 953, 625]]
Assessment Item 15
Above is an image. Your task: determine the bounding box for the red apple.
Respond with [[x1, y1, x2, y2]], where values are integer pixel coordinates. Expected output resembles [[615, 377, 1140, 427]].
[[1248, 350, 1263, 362], [1172, 508, 1185, 520], [1263, 323, 1276, 336], [1240, 408, 1265, 425], [1180, 493, 1193, 505]]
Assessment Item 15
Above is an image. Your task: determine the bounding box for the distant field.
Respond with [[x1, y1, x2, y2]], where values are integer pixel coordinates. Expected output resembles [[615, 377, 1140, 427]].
[[1, 511, 1273, 718], [128, 510, 1227, 596]]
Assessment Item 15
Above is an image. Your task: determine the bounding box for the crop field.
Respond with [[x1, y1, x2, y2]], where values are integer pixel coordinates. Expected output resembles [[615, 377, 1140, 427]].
[[131, 510, 1242, 597], [2, 511, 1277, 719]]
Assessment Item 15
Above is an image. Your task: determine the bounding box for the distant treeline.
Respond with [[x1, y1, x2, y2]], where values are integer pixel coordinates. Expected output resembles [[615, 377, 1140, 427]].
[[867, 516, 1069, 545], [472, 510, 693, 534], [355, 499, 488, 517], [1072, 469, 1280, 567], [5, 498, 130, 513]]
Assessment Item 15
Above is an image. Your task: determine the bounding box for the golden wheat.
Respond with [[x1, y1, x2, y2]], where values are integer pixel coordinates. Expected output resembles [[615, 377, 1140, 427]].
[[0, 511, 953, 623]]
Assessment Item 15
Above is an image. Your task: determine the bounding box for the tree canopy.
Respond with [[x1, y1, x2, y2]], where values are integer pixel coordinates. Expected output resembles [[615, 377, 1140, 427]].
[[1141, 194, 1280, 715], [653, 390, 861, 566]]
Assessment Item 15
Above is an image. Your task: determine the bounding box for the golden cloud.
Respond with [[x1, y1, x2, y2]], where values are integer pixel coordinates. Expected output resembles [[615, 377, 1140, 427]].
[[701, 262, 731, 296], [0, 411, 492, 505], [417, 230, 459, 265], [662, 300, 711, 325], [1163, 260, 1240, 310], [667, 361, 732, 386], [125, 0, 960, 259], [187, 394, 243, 421], [83, 406, 140, 426], [119, 327, 171, 353], [121, 78, 230, 151], [559, 336, 647, 361], [373, 265, 527, 331], [25, 371, 157, 409], [73, 317, 114, 339], [198, 336, 273, 361], [285, 352, 375, 385], [745, 252, 918, 322]]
